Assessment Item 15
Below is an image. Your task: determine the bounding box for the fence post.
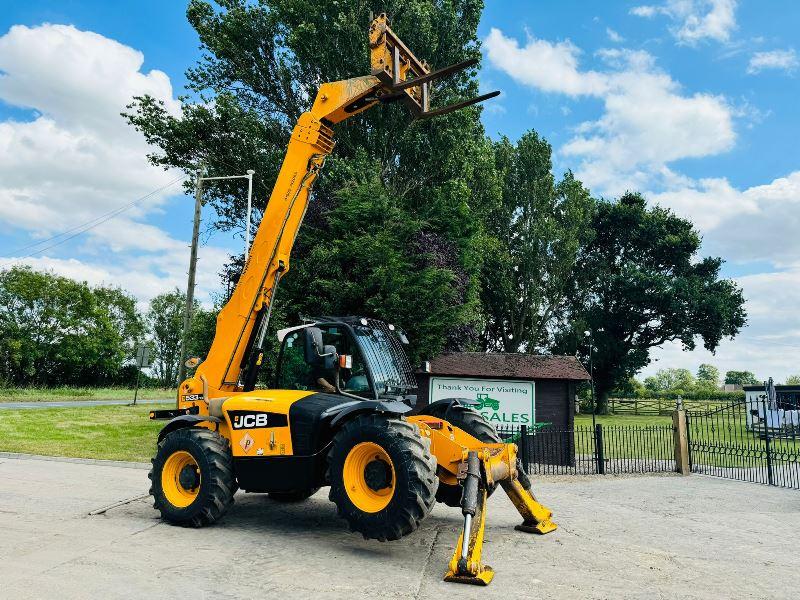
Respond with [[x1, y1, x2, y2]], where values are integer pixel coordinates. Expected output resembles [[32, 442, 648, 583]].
[[762, 396, 775, 486], [673, 398, 689, 475], [519, 424, 529, 473], [594, 423, 605, 474]]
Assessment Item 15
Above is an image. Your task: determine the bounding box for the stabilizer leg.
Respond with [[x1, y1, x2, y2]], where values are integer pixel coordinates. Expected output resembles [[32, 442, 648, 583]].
[[501, 474, 557, 535], [444, 452, 494, 586]]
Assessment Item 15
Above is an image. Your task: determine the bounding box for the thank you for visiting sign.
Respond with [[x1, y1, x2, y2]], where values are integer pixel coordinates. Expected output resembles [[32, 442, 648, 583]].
[[429, 377, 534, 425]]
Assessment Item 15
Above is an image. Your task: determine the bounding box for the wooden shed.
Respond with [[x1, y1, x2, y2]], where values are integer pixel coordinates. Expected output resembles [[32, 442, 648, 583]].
[[415, 352, 590, 430]]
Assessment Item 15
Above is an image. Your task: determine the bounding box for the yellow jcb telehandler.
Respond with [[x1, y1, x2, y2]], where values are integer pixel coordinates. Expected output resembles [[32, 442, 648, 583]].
[[149, 14, 556, 585]]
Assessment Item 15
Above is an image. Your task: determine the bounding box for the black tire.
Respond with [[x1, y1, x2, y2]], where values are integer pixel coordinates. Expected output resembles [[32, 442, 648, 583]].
[[149, 427, 236, 527], [327, 414, 438, 541], [418, 403, 502, 507], [268, 488, 320, 502]]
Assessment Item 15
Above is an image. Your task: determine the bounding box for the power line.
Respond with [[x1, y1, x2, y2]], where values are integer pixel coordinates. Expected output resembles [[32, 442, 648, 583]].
[[4, 175, 186, 264]]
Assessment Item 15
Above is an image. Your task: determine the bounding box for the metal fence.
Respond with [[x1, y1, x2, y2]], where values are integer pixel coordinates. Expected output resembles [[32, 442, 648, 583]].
[[687, 396, 800, 489], [496, 423, 676, 475]]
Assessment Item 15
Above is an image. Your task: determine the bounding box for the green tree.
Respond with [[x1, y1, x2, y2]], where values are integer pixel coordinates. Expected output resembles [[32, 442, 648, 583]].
[[186, 305, 219, 363], [479, 131, 593, 352], [0, 267, 143, 386], [724, 370, 759, 385], [125, 1, 495, 362], [696, 363, 720, 390], [785, 375, 800, 385], [147, 290, 192, 388], [643, 368, 696, 393], [554, 193, 747, 412]]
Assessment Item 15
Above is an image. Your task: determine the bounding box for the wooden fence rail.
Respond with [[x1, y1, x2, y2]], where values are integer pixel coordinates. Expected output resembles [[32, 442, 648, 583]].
[[608, 397, 727, 416]]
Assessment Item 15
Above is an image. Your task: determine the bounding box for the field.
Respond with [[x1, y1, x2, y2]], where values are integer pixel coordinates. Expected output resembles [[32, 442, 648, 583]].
[[0, 386, 175, 403], [0, 403, 169, 462]]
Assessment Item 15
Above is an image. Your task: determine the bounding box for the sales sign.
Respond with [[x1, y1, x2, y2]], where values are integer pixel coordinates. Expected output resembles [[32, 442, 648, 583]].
[[429, 377, 535, 426]]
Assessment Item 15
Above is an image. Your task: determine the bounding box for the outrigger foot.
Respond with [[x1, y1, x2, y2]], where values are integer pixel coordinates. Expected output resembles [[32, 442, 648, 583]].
[[444, 565, 495, 586], [515, 519, 558, 535]]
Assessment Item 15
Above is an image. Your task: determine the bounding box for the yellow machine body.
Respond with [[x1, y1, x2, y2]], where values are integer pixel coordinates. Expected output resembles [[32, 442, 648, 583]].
[[151, 14, 553, 586]]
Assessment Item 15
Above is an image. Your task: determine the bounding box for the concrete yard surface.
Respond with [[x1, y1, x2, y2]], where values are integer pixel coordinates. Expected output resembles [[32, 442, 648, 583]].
[[0, 454, 796, 600]]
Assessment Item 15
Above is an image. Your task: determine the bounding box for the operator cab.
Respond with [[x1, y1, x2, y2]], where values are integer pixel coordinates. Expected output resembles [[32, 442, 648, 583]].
[[275, 317, 417, 404]]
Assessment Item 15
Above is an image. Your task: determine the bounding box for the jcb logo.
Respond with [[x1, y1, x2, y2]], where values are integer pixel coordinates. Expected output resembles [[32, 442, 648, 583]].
[[232, 413, 270, 429], [228, 410, 288, 430]]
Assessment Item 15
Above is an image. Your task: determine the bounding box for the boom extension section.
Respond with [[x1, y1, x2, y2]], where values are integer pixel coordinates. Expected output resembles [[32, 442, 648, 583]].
[[190, 13, 498, 397], [409, 416, 557, 586]]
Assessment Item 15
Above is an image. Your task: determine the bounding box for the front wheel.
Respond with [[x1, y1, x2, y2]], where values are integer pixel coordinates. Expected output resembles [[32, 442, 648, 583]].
[[327, 414, 438, 541], [149, 427, 236, 527]]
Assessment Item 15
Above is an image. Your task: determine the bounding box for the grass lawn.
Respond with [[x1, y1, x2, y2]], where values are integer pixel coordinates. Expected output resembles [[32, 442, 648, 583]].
[[0, 403, 172, 462], [0, 386, 176, 403]]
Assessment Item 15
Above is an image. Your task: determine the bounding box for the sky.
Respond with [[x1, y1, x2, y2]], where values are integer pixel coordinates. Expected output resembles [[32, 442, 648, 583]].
[[0, 1, 798, 382]]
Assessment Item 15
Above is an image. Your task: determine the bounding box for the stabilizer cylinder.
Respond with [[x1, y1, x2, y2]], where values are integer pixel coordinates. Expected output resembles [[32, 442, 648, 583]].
[[445, 452, 494, 586]]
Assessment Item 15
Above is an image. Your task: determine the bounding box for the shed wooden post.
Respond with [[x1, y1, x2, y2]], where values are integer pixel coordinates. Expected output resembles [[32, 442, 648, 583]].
[[672, 398, 689, 475]]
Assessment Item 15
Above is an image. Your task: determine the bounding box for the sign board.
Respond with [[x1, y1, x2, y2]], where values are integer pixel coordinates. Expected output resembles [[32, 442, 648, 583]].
[[135, 346, 152, 369], [429, 377, 534, 426]]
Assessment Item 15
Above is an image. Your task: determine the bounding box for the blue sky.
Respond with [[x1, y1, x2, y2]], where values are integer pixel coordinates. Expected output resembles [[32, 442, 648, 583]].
[[1, 1, 799, 381]]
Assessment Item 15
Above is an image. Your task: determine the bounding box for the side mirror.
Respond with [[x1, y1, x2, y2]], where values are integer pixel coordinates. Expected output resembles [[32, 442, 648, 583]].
[[304, 327, 325, 364]]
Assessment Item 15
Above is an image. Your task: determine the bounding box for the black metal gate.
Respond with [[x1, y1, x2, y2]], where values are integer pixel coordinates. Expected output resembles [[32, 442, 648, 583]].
[[686, 396, 800, 488], [498, 423, 675, 475]]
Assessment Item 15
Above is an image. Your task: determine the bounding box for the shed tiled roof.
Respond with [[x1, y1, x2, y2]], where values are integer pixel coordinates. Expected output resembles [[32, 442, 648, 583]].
[[421, 352, 590, 381]]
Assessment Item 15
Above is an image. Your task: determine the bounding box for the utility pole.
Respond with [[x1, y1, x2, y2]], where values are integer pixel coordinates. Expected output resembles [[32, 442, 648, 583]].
[[177, 167, 255, 385], [178, 167, 204, 385]]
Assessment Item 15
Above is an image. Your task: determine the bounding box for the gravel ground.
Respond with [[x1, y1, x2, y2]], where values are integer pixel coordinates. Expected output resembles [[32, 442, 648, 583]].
[[0, 453, 797, 599]]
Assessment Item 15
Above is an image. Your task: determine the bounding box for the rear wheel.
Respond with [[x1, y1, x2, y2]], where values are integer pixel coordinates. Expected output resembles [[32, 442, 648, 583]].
[[328, 414, 438, 541], [418, 403, 502, 507], [149, 427, 235, 527]]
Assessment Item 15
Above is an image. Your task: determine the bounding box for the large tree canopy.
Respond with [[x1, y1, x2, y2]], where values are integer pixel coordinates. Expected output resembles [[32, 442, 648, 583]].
[[125, 0, 496, 363], [554, 192, 747, 411], [480, 131, 593, 353]]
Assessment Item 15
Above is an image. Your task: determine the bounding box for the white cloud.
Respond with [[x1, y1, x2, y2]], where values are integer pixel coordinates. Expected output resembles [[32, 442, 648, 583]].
[[483, 28, 607, 97], [651, 171, 800, 268], [0, 24, 183, 237], [0, 24, 230, 305], [606, 27, 624, 43], [631, 6, 659, 18], [630, 0, 738, 45], [484, 30, 735, 196], [747, 49, 799, 74]]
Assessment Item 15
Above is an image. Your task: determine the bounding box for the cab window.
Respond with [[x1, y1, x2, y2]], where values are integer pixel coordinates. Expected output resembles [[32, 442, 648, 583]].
[[276, 331, 314, 390], [276, 326, 372, 397]]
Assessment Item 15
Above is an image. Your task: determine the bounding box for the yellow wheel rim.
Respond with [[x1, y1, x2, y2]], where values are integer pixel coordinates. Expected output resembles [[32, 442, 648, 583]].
[[343, 441, 395, 513], [161, 450, 201, 508]]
